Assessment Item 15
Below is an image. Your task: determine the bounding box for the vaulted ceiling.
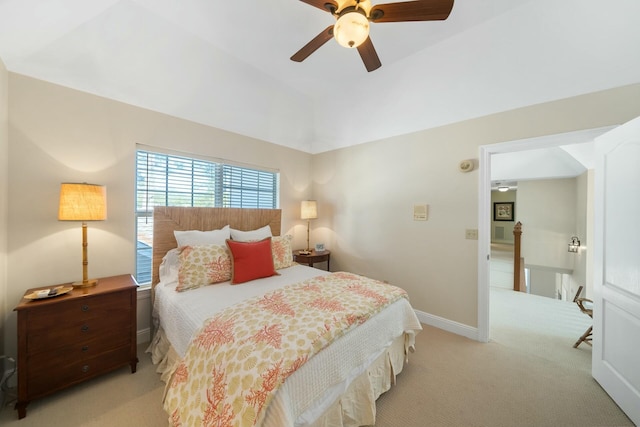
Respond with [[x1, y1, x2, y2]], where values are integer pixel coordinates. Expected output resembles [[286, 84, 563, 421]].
[[0, 0, 639, 154]]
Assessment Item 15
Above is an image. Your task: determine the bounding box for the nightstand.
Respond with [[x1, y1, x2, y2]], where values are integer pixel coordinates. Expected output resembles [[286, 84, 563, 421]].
[[14, 274, 138, 419], [293, 249, 331, 271]]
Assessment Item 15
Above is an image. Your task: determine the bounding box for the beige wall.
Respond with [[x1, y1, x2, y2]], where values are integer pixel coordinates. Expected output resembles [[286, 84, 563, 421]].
[[4, 73, 313, 359], [518, 178, 577, 270], [0, 58, 8, 359], [517, 175, 590, 300], [312, 83, 640, 329], [518, 178, 579, 300], [491, 176, 588, 301]]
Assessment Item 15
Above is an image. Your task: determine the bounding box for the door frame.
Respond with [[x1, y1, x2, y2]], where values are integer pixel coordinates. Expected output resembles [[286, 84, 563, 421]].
[[477, 126, 616, 342]]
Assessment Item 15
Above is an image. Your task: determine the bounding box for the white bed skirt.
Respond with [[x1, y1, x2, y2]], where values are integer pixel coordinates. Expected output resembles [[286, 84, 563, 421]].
[[147, 328, 414, 427]]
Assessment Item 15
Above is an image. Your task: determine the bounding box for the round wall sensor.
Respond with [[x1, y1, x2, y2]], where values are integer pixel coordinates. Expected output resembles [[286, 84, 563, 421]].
[[458, 160, 475, 173]]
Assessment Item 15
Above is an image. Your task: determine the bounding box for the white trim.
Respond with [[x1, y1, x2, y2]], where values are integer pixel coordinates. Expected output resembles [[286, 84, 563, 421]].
[[414, 309, 479, 341], [480, 126, 617, 154], [137, 286, 151, 299], [477, 145, 492, 343], [136, 286, 152, 344], [137, 328, 151, 344]]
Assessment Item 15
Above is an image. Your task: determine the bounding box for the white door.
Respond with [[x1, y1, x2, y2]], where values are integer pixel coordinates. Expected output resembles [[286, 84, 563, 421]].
[[593, 116, 640, 425]]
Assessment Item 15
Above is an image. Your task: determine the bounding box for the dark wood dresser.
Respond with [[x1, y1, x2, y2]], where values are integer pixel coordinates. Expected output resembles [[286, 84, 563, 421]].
[[14, 274, 138, 419]]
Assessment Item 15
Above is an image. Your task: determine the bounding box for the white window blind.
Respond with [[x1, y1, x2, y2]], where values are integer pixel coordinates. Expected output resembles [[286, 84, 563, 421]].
[[135, 149, 279, 284]]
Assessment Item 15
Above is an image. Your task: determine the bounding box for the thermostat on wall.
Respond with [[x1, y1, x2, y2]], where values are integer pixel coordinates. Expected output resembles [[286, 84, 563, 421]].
[[414, 204, 429, 221]]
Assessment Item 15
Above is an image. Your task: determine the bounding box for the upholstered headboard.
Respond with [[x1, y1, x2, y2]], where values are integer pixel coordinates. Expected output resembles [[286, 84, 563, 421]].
[[151, 207, 282, 287]]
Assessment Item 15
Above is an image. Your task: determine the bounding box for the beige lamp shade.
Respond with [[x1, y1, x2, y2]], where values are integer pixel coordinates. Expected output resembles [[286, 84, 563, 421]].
[[59, 183, 107, 221], [301, 200, 318, 220], [58, 183, 107, 288]]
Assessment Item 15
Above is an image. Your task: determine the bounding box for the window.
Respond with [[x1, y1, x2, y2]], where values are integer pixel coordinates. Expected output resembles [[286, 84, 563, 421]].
[[135, 149, 279, 284]]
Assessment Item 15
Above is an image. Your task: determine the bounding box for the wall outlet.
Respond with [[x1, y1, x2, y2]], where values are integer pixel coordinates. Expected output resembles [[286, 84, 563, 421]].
[[465, 229, 478, 240]]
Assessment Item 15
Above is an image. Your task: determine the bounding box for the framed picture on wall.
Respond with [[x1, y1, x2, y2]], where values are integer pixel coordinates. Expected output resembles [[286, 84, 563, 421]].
[[494, 202, 514, 221]]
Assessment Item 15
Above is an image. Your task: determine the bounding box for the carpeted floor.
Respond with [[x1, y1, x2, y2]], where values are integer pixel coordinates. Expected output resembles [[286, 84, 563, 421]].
[[374, 325, 632, 427]]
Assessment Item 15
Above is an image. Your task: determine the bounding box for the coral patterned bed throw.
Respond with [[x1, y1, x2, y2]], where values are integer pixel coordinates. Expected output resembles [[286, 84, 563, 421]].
[[164, 272, 410, 427]]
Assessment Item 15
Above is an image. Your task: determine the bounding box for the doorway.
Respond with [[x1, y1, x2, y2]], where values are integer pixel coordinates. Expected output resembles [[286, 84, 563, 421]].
[[476, 126, 615, 343]]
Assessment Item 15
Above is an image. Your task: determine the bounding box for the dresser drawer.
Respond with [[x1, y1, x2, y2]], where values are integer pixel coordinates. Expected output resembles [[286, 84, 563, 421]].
[[27, 309, 131, 354], [28, 326, 131, 368], [26, 291, 132, 332], [27, 345, 133, 398]]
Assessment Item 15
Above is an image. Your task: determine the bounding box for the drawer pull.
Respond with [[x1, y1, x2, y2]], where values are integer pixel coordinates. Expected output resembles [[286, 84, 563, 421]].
[[82, 365, 90, 373], [82, 345, 89, 352], [81, 305, 89, 312], [81, 325, 89, 333]]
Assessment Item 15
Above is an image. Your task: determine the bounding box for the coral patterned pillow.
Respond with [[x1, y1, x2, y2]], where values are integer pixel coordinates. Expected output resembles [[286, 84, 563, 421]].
[[176, 244, 231, 292], [226, 237, 278, 284], [272, 235, 294, 270]]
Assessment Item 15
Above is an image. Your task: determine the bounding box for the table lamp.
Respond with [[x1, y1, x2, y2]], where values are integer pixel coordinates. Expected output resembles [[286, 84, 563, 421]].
[[300, 200, 317, 254], [58, 183, 107, 287]]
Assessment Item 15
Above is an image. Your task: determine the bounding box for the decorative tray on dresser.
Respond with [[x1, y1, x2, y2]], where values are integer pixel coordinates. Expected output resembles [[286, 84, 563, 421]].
[[13, 274, 138, 419]]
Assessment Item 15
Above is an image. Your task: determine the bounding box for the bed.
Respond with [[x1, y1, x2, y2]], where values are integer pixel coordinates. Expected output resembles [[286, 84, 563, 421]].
[[148, 207, 422, 427]]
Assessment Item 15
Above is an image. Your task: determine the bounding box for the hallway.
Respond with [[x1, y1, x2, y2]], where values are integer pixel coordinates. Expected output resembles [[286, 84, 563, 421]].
[[489, 243, 592, 371]]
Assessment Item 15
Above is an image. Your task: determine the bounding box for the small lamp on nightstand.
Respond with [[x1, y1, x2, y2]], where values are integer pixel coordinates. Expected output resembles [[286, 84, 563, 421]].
[[300, 200, 317, 255], [58, 183, 107, 288]]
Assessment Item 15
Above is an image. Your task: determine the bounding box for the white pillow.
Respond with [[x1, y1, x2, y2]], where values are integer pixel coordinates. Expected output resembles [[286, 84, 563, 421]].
[[159, 248, 180, 285], [174, 225, 230, 247], [230, 225, 272, 242]]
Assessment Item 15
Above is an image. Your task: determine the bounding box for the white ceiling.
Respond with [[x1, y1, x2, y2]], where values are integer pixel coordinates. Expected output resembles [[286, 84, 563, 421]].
[[490, 126, 617, 185], [0, 0, 639, 156]]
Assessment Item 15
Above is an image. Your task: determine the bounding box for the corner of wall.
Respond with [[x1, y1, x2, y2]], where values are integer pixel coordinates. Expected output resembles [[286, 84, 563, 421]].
[[1, 59, 9, 359]]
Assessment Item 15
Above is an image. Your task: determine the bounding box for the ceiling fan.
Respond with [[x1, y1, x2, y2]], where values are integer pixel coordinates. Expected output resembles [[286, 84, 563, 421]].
[[291, 0, 455, 72]]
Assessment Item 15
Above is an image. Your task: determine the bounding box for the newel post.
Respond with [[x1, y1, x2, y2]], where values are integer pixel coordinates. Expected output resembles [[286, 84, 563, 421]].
[[513, 221, 524, 292]]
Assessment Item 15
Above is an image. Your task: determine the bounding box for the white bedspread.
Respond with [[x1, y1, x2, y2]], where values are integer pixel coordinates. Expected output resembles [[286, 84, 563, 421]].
[[153, 264, 422, 426]]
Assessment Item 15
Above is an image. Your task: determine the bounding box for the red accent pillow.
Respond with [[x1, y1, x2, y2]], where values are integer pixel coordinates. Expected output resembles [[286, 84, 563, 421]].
[[226, 237, 278, 284]]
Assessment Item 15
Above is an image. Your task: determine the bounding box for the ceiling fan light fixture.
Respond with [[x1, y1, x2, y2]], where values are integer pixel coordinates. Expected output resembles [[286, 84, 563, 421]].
[[334, 11, 369, 48]]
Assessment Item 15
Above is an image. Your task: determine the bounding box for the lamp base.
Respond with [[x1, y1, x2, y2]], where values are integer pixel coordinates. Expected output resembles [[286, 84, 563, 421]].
[[72, 279, 99, 288], [298, 250, 311, 255]]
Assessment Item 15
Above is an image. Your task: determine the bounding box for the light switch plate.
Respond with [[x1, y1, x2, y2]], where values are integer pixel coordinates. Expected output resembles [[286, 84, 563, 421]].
[[413, 204, 428, 221], [465, 229, 478, 240]]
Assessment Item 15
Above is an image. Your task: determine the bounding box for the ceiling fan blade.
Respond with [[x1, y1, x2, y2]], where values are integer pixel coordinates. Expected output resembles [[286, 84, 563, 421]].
[[298, 0, 338, 14], [291, 26, 335, 62], [357, 37, 381, 72], [370, 0, 454, 23]]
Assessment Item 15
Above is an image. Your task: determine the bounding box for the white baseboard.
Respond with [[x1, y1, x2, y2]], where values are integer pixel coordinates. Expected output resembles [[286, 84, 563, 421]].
[[137, 328, 151, 345], [414, 309, 479, 341], [137, 286, 152, 345]]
